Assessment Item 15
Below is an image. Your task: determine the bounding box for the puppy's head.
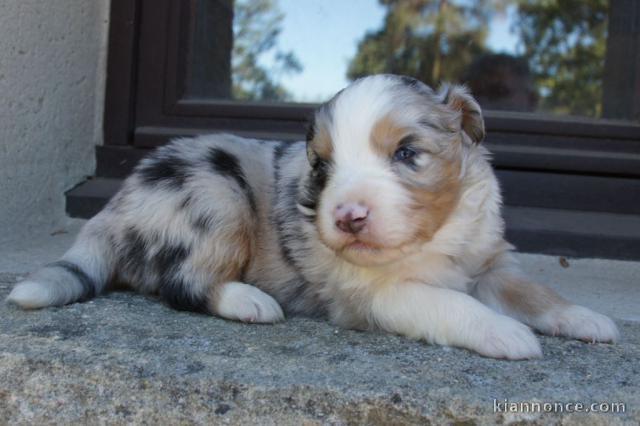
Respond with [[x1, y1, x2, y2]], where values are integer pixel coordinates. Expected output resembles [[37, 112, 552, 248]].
[[299, 75, 485, 267]]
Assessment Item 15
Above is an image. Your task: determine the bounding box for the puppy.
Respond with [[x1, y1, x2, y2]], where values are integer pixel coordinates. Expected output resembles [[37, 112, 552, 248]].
[[7, 75, 619, 359]]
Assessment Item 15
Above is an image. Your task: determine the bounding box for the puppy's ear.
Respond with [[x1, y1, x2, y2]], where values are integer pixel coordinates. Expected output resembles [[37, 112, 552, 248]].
[[438, 84, 485, 144]]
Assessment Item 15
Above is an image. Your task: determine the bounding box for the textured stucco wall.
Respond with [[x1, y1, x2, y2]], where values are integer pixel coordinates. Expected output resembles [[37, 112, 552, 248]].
[[0, 0, 110, 234]]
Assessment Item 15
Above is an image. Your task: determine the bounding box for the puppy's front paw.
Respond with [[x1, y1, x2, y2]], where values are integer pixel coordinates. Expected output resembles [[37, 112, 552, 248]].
[[540, 305, 619, 343], [215, 282, 285, 324], [472, 315, 542, 360]]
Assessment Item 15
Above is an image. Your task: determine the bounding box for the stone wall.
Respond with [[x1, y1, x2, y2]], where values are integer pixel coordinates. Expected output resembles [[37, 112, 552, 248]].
[[0, 0, 110, 233]]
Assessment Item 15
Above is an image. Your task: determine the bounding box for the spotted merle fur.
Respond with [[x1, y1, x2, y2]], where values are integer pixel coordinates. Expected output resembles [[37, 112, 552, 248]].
[[178, 194, 214, 231], [399, 75, 421, 88], [208, 148, 257, 213], [192, 214, 213, 232], [298, 158, 329, 212], [305, 118, 315, 143], [274, 182, 304, 271], [179, 194, 193, 210], [418, 118, 452, 134], [279, 277, 326, 318], [154, 243, 207, 313], [46, 260, 96, 301], [272, 141, 296, 183], [137, 155, 191, 189], [121, 228, 147, 273]]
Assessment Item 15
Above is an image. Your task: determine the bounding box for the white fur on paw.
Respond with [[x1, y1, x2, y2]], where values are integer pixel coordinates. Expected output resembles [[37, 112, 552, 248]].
[[473, 315, 542, 360], [6, 281, 53, 310], [215, 282, 284, 323], [541, 305, 619, 343]]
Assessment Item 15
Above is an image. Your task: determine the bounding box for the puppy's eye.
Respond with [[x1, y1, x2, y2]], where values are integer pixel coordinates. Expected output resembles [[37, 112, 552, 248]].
[[393, 146, 417, 163], [311, 159, 328, 177]]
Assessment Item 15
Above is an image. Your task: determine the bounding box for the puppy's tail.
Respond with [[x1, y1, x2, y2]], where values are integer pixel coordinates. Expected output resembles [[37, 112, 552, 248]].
[[7, 215, 114, 309]]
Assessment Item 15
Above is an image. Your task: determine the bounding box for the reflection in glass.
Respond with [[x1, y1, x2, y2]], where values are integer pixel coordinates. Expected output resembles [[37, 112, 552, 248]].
[[232, 0, 303, 101], [189, 0, 635, 121]]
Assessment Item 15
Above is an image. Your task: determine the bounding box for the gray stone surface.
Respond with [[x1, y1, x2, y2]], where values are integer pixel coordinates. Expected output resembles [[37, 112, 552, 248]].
[[1, 222, 639, 424], [1, 274, 638, 425]]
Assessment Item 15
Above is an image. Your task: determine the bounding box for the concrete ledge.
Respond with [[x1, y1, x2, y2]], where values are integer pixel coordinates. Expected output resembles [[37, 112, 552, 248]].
[[1, 275, 638, 424], [1, 222, 639, 424]]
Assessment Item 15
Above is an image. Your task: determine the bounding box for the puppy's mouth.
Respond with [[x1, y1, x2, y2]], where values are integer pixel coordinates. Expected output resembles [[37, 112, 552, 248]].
[[342, 240, 383, 253], [339, 236, 411, 256], [334, 237, 418, 267]]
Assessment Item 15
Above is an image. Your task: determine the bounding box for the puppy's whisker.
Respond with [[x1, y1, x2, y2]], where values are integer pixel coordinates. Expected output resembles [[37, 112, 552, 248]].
[[296, 203, 316, 217]]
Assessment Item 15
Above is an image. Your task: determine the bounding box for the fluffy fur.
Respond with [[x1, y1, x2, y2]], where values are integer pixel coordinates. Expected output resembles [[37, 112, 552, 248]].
[[7, 75, 619, 359]]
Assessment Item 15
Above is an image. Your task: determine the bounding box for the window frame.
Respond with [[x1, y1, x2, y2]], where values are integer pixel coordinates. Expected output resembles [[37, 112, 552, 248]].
[[104, 0, 640, 177]]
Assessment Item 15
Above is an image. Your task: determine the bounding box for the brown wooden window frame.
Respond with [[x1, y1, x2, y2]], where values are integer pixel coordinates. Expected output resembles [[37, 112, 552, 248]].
[[105, 0, 640, 176]]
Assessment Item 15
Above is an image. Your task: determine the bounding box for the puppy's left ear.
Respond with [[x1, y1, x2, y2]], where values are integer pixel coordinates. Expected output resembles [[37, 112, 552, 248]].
[[439, 84, 485, 144]]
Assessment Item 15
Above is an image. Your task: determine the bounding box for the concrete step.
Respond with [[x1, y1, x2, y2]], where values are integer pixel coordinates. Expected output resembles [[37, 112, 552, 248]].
[[66, 178, 640, 260], [1, 221, 638, 424], [1, 275, 638, 424]]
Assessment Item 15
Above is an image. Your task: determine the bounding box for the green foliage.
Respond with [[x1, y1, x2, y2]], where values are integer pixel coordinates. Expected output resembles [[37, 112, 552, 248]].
[[513, 0, 608, 117], [347, 0, 609, 117], [230, 0, 609, 116], [232, 0, 302, 101], [347, 0, 504, 87]]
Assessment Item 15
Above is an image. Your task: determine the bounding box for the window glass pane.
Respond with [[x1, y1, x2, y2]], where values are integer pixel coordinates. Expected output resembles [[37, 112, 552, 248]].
[[191, 0, 639, 122]]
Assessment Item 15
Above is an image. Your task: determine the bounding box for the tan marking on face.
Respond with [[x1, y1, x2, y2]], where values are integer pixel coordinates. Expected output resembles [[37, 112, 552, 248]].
[[309, 114, 334, 160], [370, 115, 409, 158], [405, 154, 463, 243], [501, 278, 568, 317]]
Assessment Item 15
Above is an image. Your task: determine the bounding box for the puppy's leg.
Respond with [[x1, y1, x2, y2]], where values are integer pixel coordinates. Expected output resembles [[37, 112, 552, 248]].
[[211, 282, 284, 323], [472, 254, 619, 343], [7, 211, 115, 309], [369, 283, 542, 360], [177, 208, 284, 324]]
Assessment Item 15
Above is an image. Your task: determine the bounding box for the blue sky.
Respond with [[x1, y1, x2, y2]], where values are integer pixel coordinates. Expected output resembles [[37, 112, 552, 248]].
[[263, 0, 519, 102]]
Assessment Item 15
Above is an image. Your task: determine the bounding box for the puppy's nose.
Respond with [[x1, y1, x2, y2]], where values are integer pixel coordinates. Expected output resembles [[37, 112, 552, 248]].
[[334, 203, 369, 234]]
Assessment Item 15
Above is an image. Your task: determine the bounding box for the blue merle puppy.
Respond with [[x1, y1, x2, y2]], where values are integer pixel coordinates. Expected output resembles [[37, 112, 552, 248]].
[[7, 75, 618, 359]]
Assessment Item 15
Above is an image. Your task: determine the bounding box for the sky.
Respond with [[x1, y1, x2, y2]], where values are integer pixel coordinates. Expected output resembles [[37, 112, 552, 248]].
[[260, 0, 519, 102]]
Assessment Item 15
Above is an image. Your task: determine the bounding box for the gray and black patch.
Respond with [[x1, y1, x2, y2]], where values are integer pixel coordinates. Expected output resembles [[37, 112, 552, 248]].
[[179, 194, 194, 210], [297, 158, 330, 212], [154, 243, 208, 313], [208, 148, 257, 213], [177, 194, 215, 232], [279, 180, 308, 268], [118, 228, 207, 313], [120, 227, 148, 273], [269, 141, 327, 316], [399, 75, 422, 89], [137, 155, 192, 189], [278, 277, 327, 318], [46, 260, 96, 302], [274, 177, 321, 275], [272, 141, 296, 183], [191, 214, 216, 232], [305, 117, 316, 142], [396, 75, 433, 97], [418, 118, 452, 134], [271, 143, 311, 271]]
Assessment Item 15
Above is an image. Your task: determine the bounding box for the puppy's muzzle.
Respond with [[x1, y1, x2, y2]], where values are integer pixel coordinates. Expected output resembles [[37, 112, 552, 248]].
[[334, 203, 369, 234]]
